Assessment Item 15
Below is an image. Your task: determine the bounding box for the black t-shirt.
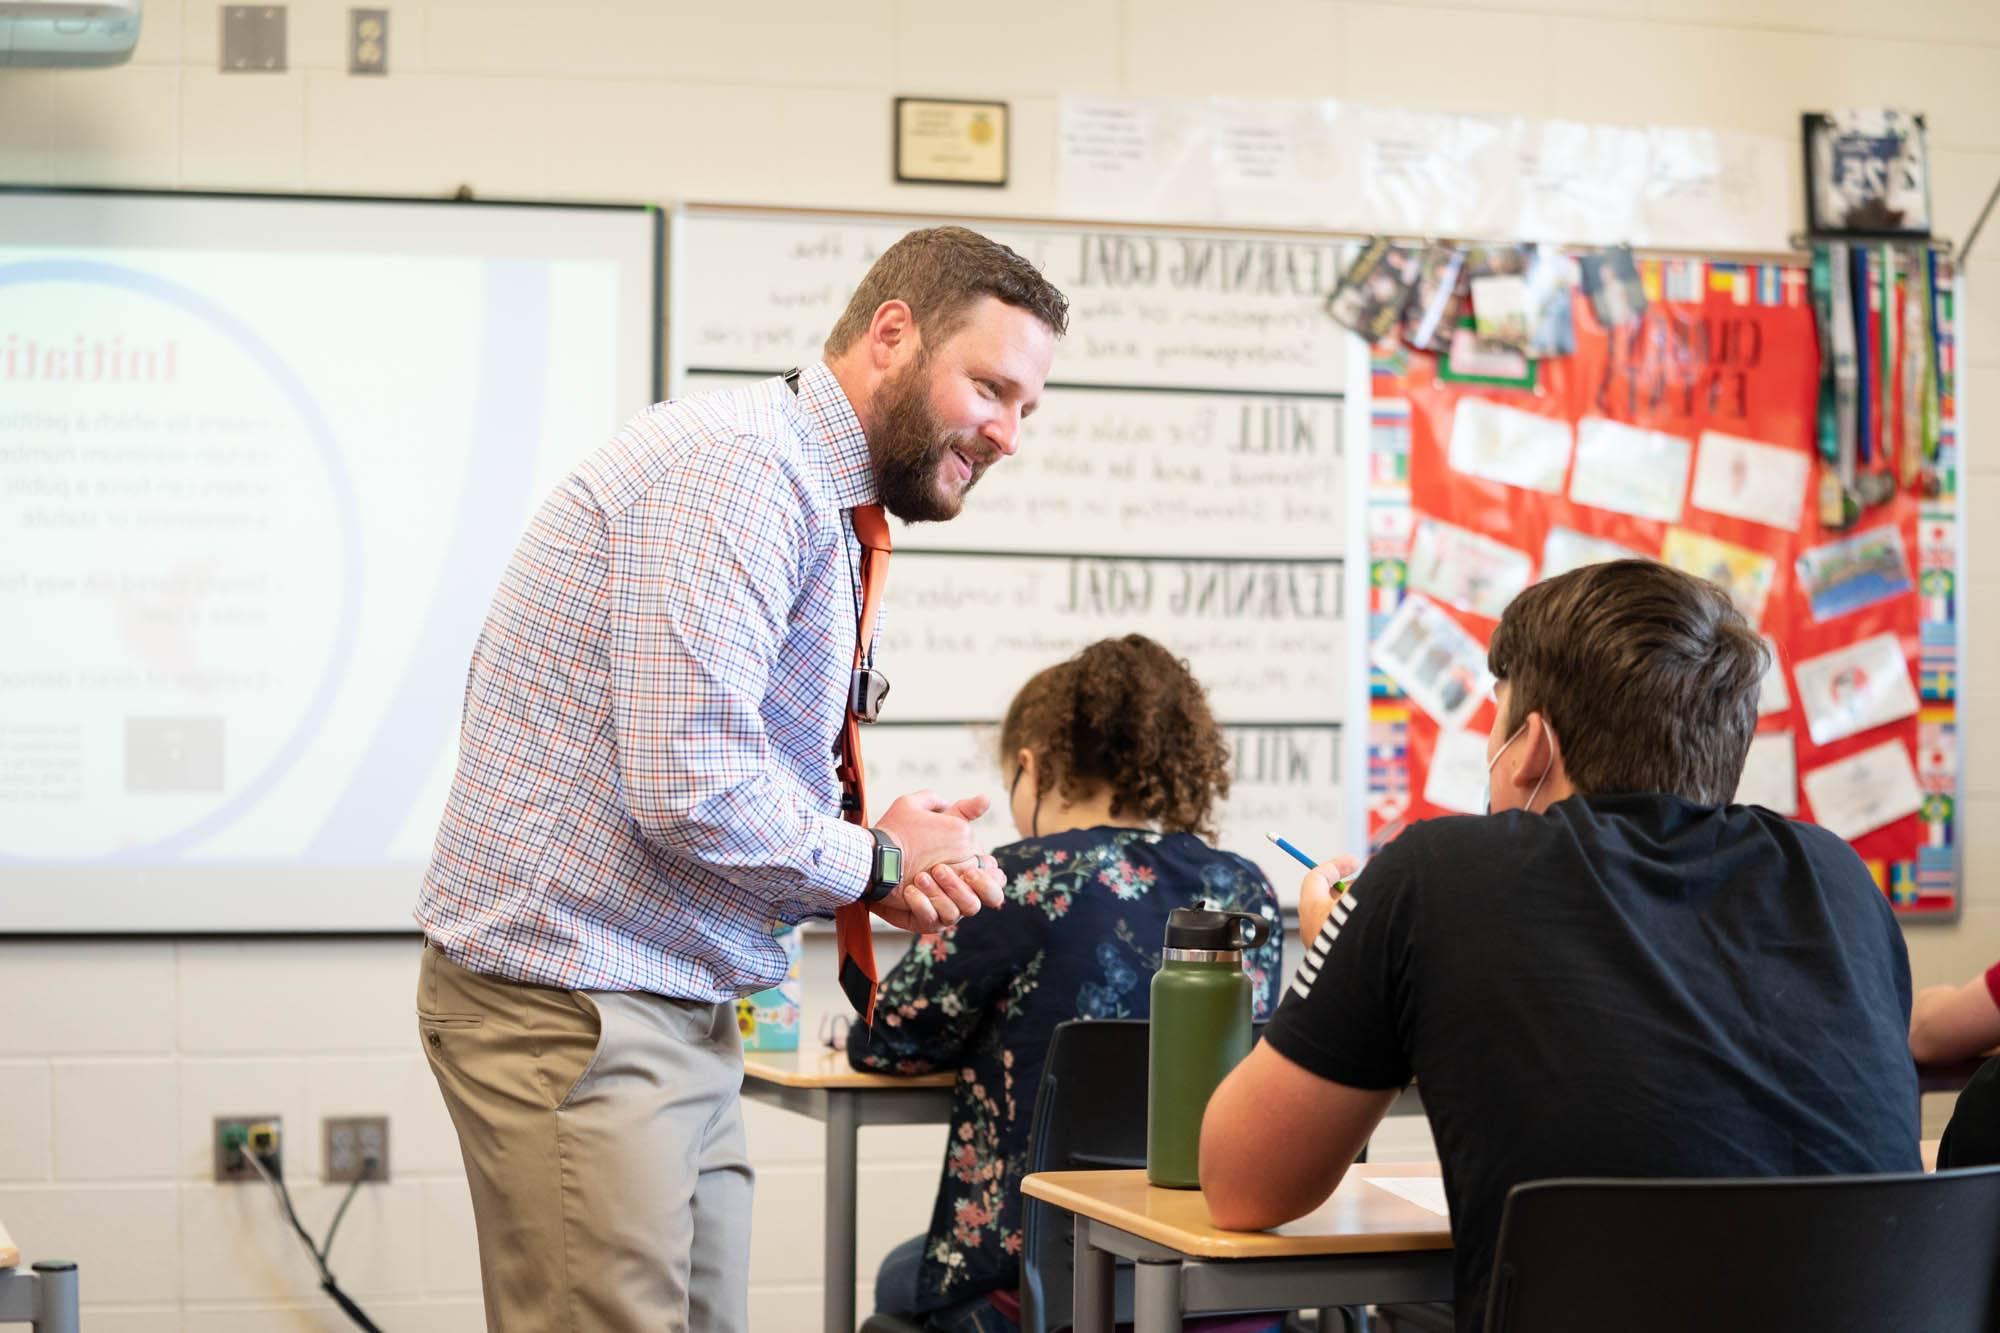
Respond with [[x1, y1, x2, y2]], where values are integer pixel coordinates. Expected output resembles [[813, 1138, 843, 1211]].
[[1263, 794, 1919, 1333]]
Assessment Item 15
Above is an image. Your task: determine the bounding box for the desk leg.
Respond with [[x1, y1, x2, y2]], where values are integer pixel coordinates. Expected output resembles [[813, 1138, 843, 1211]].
[[32, 1262, 79, 1333], [1072, 1222, 1114, 1333], [825, 1093, 859, 1333], [0, 1262, 79, 1333], [1133, 1259, 1183, 1333]]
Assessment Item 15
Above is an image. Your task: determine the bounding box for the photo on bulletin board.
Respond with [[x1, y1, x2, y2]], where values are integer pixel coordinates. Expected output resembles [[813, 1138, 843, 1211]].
[[1355, 248, 1963, 919], [1437, 319, 1536, 390]]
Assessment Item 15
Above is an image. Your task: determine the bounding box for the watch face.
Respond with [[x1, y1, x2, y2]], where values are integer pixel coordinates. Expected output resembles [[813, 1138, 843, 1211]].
[[878, 846, 903, 885]]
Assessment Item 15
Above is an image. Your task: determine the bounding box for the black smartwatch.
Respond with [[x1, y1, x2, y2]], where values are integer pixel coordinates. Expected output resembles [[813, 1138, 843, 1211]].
[[863, 827, 903, 903]]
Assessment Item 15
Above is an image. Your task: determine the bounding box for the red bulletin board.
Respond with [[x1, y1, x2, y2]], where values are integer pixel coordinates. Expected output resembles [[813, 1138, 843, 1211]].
[[1361, 257, 1962, 918]]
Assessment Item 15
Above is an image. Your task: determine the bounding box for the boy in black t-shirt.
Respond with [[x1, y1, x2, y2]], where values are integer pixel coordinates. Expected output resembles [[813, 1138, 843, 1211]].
[[1200, 560, 1919, 1333]]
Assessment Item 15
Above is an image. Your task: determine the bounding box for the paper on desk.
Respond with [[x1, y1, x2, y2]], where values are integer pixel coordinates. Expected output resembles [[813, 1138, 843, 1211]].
[[1364, 1175, 1451, 1217]]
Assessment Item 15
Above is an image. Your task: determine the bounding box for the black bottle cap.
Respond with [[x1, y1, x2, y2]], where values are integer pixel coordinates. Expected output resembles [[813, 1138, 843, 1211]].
[[1163, 905, 1272, 952]]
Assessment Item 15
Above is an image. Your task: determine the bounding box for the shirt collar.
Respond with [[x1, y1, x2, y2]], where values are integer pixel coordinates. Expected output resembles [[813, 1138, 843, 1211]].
[[793, 361, 878, 510]]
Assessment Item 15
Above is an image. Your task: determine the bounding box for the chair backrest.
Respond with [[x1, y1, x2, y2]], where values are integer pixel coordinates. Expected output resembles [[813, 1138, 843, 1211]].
[[1939, 1054, 2000, 1169], [1483, 1166, 2000, 1333], [1019, 1019, 1150, 1333]]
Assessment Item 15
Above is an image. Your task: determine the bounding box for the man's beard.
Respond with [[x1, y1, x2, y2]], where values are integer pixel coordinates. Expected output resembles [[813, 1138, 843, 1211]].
[[866, 357, 984, 524]]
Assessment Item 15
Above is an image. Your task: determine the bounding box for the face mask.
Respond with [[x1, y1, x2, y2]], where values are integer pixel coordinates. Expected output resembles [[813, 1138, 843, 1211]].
[[1010, 763, 1043, 838], [1485, 719, 1553, 815]]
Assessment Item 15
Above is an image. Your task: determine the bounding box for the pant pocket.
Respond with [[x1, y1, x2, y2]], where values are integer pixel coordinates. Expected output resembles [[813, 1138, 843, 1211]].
[[666, 996, 728, 1046], [416, 1011, 485, 1072], [417, 946, 494, 1030], [550, 989, 607, 1110]]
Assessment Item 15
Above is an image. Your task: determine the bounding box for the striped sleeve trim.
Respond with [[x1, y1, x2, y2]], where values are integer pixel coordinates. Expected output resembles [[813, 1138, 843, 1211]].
[[1289, 891, 1357, 1000]]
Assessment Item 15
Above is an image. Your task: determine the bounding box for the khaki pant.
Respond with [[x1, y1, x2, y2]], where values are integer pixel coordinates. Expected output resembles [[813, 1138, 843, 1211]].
[[418, 945, 752, 1333]]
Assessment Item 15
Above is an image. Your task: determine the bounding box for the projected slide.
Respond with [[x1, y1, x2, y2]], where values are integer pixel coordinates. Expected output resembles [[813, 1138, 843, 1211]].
[[0, 192, 659, 929]]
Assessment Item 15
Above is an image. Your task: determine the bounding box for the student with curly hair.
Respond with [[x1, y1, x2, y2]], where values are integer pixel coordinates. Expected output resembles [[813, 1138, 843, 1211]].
[[850, 634, 1282, 1332]]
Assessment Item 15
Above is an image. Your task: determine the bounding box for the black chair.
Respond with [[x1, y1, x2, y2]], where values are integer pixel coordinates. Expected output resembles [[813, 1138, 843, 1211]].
[[860, 1022, 1157, 1333], [1020, 1019, 1318, 1333], [1019, 1019, 1153, 1333], [1482, 1166, 2000, 1333], [1371, 1302, 1453, 1332], [1939, 1054, 2000, 1169]]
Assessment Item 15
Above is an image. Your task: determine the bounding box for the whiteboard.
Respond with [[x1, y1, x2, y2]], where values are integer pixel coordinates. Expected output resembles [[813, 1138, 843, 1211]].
[[673, 206, 1354, 900], [675, 212, 1346, 392], [0, 189, 661, 932], [863, 723, 1344, 889]]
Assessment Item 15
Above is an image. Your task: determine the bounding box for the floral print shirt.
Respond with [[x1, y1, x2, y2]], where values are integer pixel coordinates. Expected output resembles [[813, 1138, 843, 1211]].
[[847, 827, 1282, 1307]]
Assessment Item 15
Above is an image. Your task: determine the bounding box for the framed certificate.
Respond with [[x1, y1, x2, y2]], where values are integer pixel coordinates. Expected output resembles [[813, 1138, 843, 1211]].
[[894, 97, 1008, 188], [1802, 110, 1932, 238]]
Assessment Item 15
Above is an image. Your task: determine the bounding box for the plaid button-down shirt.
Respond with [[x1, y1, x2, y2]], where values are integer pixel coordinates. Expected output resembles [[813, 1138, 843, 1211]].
[[415, 363, 880, 999]]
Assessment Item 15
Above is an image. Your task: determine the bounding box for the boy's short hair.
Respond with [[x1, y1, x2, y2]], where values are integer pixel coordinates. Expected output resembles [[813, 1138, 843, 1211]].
[[1488, 559, 1769, 804]]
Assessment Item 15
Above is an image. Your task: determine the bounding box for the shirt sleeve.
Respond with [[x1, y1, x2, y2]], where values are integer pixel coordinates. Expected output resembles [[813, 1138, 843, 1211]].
[[848, 852, 1047, 1074], [605, 431, 872, 912], [1260, 837, 1416, 1091]]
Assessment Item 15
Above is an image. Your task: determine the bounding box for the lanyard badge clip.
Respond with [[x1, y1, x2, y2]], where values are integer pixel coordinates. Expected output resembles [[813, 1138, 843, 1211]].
[[849, 665, 891, 723]]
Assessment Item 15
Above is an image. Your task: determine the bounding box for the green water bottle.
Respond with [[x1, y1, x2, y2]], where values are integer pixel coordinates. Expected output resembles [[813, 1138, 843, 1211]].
[[1146, 905, 1272, 1188]]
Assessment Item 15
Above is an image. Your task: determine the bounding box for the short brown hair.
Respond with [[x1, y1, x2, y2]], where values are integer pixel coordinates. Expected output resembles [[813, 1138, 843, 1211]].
[[998, 635, 1230, 840], [1487, 559, 1768, 804], [823, 226, 1069, 357]]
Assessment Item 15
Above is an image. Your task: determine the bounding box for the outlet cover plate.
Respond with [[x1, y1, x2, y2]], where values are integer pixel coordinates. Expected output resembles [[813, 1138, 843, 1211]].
[[324, 1115, 390, 1183], [349, 7, 386, 74], [214, 1114, 282, 1183], [222, 5, 286, 72]]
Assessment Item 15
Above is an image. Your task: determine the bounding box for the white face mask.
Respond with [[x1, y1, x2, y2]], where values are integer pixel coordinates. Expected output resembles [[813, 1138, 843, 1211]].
[[1485, 719, 1552, 815]]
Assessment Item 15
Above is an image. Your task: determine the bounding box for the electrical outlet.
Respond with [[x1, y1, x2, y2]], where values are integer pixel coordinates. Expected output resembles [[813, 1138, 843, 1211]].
[[221, 6, 287, 72], [214, 1115, 282, 1183], [348, 7, 386, 75], [324, 1115, 390, 1183]]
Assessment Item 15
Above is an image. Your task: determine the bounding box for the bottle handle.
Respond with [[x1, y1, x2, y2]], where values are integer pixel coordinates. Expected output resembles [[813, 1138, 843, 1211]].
[[1229, 912, 1272, 950]]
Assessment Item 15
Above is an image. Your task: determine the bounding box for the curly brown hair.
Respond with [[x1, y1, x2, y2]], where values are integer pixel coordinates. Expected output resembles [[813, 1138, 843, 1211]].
[[997, 634, 1232, 841]]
